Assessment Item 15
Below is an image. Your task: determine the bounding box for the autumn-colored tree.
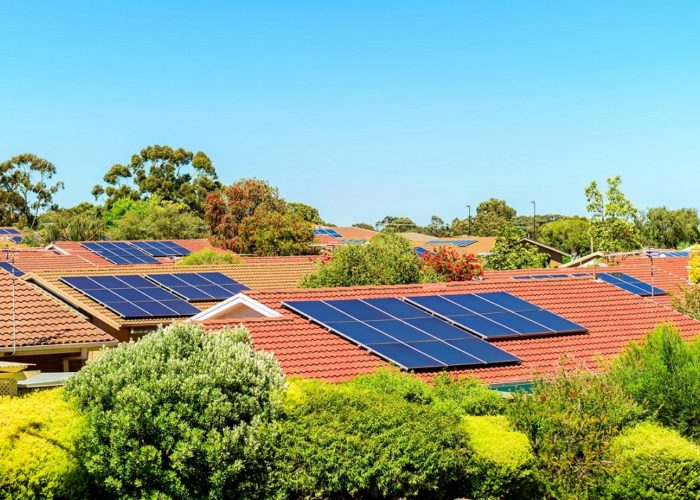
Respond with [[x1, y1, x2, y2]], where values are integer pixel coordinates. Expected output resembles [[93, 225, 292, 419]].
[[92, 145, 219, 216], [0, 153, 64, 228], [420, 247, 483, 282]]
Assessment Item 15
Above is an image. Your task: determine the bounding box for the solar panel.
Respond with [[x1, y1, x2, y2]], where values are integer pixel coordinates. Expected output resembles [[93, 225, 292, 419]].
[[0, 228, 21, 235], [146, 272, 249, 301], [424, 239, 477, 248], [414, 247, 435, 257], [649, 251, 689, 258], [81, 242, 160, 265], [61, 275, 200, 318], [313, 228, 342, 238], [0, 262, 23, 277], [130, 241, 191, 257], [283, 297, 520, 370], [10, 236, 22, 244], [597, 272, 666, 296], [405, 292, 587, 340]]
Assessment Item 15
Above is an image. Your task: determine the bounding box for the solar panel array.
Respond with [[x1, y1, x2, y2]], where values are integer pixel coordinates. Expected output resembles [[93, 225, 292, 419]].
[[0, 228, 21, 235], [405, 292, 587, 340], [0, 262, 23, 277], [424, 239, 477, 247], [597, 272, 666, 296], [284, 297, 520, 370], [81, 242, 160, 265], [414, 247, 435, 257], [146, 272, 249, 301], [61, 275, 200, 318], [130, 241, 191, 257], [649, 251, 689, 258], [512, 273, 588, 280], [313, 228, 342, 238], [10, 236, 22, 244]]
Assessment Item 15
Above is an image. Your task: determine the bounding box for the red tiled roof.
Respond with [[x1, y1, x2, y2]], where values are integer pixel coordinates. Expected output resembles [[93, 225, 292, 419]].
[[0, 273, 117, 350], [0, 249, 96, 271], [201, 277, 700, 384]]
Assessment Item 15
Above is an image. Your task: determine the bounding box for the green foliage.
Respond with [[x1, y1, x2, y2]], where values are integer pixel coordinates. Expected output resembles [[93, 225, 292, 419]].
[[420, 247, 483, 282], [0, 153, 64, 228], [513, 213, 565, 237], [610, 323, 700, 441], [237, 208, 317, 256], [638, 206, 700, 248], [486, 225, 549, 270], [673, 284, 700, 320], [272, 378, 473, 498], [92, 145, 219, 216], [508, 367, 644, 498], [64, 324, 285, 499], [585, 175, 641, 252], [468, 198, 517, 236], [461, 415, 536, 498], [691, 252, 700, 284], [176, 248, 242, 266], [300, 232, 421, 287], [0, 389, 88, 499], [375, 215, 418, 232], [285, 202, 324, 224], [538, 216, 592, 255], [606, 422, 700, 499], [108, 196, 207, 240], [352, 222, 375, 230], [102, 197, 149, 229], [38, 202, 105, 243]]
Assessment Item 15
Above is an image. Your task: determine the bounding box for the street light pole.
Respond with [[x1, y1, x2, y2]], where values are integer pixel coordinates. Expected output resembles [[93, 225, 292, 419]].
[[466, 205, 471, 235], [531, 200, 536, 239]]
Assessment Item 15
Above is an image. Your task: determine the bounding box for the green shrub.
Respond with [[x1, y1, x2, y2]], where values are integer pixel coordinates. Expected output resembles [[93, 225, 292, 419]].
[[344, 369, 433, 404], [508, 367, 644, 498], [0, 389, 88, 499], [610, 323, 700, 441], [272, 378, 473, 498], [461, 415, 536, 498], [176, 247, 242, 266], [64, 324, 285, 499], [673, 285, 700, 321], [606, 422, 700, 499]]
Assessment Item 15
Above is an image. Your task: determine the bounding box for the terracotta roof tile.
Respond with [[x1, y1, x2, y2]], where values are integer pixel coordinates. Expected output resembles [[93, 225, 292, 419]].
[[0, 273, 116, 350], [200, 277, 700, 384]]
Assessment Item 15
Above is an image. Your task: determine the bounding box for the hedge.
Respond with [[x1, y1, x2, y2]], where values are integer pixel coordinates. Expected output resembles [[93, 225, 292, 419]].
[[606, 422, 700, 499], [0, 389, 88, 499], [461, 415, 536, 498]]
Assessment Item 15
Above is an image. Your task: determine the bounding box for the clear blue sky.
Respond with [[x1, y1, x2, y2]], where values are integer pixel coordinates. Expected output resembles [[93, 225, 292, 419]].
[[2, 1, 699, 226]]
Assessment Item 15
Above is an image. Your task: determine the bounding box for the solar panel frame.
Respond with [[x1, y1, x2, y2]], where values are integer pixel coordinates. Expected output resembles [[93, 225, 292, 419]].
[[283, 298, 521, 370], [0, 262, 23, 277], [146, 272, 249, 301], [81, 241, 160, 265], [61, 275, 200, 318], [405, 292, 588, 340], [130, 241, 191, 257]]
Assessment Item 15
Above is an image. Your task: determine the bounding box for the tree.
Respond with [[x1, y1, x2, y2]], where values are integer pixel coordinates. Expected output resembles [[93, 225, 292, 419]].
[[177, 248, 242, 266], [108, 197, 207, 240], [0, 153, 64, 228], [513, 214, 565, 238], [375, 215, 418, 233], [64, 324, 285, 499], [420, 247, 483, 282], [352, 222, 375, 230], [301, 233, 422, 287], [205, 178, 286, 252], [638, 207, 700, 248], [426, 215, 450, 237], [237, 208, 317, 256], [537, 217, 592, 256], [585, 176, 640, 252], [486, 226, 549, 270], [285, 202, 324, 224], [38, 203, 105, 243], [92, 145, 219, 216], [453, 199, 516, 237]]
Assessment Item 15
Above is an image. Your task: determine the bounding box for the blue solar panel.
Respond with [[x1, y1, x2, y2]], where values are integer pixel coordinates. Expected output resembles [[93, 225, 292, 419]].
[[130, 241, 191, 257], [597, 272, 666, 296], [0, 262, 23, 277], [648, 251, 689, 258], [512, 273, 589, 280], [61, 275, 200, 318], [313, 228, 342, 238], [405, 292, 587, 340], [10, 236, 22, 244], [146, 272, 249, 301], [283, 298, 520, 370], [81, 242, 160, 265], [0, 228, 21, 235], [414, 247, 435, 257], [424, 240, 477, 247]]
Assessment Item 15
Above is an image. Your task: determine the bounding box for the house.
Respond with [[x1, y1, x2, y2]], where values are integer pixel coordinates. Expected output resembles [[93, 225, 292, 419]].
[[193, 272, 700, 386], [0, 272, 117, 372]]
